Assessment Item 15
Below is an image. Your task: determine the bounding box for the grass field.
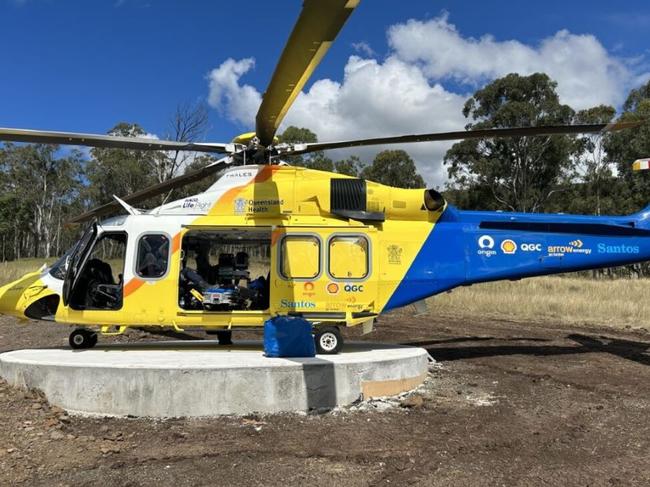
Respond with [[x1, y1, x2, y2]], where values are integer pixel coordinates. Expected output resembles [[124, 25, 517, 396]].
[[0, 259, 55, 286], [0, 259, 647, 330], [425, 276, 650, 329]]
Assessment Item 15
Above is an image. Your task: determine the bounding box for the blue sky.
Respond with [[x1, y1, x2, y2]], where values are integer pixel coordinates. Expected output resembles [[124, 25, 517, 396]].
[[2, 0, 650, 183]]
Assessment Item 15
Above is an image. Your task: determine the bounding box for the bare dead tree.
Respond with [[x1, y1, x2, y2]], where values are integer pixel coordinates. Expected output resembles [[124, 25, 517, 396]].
[[152, 102, 210, 184]]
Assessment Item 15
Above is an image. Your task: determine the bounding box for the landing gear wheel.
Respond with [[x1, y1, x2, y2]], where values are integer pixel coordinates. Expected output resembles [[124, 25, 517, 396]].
[[216, 330, 233, 346], [69, 328, 97, 350], [314, 326, 343, 355]]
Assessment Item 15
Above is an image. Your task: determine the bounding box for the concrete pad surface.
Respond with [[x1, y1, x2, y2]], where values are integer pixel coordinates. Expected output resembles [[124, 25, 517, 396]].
[[0, 341, 430, 417]]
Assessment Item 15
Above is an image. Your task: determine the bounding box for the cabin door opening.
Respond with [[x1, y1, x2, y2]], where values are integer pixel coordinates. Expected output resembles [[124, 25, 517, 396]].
[[68, 231, 128, 310], [178, 227, 271, 312]]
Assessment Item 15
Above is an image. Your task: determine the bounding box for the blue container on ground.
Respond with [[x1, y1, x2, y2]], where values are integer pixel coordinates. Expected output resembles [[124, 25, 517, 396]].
[[264, 316, 315, 358]]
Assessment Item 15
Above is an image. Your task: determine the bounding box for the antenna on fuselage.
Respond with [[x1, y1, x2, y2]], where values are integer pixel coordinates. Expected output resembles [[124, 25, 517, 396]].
[[112, 195, 142, 216]]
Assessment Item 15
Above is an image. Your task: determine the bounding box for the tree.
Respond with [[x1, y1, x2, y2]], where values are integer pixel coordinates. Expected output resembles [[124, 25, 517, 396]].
[[173, 154, 220, 199], [279, 126, 334, 171], [1, 143, 83, 258], [334, 155, 364, 177], [361, 150, 425, 188], [444, 73, 575, 212], [605, 80, 650, 214], [153, 101, 209, 184], [572, 105, 617, 215], [84, 123, 158, 209]]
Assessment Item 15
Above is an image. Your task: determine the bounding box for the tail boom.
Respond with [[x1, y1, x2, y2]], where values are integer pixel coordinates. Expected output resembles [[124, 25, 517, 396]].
[[384, 205, 650, 311]]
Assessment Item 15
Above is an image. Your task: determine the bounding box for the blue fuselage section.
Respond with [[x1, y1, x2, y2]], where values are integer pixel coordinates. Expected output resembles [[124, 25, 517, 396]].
[[385, 204, 650, 311]]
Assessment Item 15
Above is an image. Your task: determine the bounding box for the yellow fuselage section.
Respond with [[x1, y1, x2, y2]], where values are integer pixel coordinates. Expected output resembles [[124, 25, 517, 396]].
[[0, 165, 443, 332]]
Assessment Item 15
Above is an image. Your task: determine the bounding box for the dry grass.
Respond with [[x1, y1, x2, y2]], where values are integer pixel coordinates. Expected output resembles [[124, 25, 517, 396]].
[[0, 259, 54, 286], [427, 276, 650, 329]]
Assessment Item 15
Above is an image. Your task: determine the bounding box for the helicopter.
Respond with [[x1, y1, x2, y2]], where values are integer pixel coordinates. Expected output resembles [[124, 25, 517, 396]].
[[0, 0, 646, 354]]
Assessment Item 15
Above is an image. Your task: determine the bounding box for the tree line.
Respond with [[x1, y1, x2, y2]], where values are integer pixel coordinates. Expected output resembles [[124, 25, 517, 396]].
[[0, 74, 648, 267]]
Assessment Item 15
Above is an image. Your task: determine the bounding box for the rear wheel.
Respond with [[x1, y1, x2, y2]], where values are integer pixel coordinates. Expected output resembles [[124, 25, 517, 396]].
[[314, 326, 343, 355], [69, 328, 97, 350]]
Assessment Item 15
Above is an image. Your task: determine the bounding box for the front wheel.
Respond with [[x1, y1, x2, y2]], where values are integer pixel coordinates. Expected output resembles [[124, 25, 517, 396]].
[[69, 328, 97, 350], [314, 326, 343, 355]]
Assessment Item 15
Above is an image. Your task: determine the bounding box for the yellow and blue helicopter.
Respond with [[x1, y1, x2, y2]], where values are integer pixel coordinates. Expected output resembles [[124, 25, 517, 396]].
[[0, 0, 645, 353]]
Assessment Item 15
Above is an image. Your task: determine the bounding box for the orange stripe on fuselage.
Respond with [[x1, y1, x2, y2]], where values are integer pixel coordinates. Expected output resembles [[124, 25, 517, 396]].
[[209, 165, 281, 214], [271, 227, 285, 246], [124, 278, 145, 297], [171, 232, 181, 254]]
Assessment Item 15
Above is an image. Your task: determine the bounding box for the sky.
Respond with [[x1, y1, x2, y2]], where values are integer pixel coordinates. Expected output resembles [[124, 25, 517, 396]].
[[2, 0, 650, 185]]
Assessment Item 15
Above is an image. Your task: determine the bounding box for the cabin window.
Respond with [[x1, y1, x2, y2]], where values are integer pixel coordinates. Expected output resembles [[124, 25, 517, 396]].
[[280, 235, 321, 280], [328, 235, 369, 280], [136, 234, 170, 279]]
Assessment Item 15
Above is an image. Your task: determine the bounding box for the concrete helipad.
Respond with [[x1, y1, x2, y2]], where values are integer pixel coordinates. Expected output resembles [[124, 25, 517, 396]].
[[0, 341, 430, 417]]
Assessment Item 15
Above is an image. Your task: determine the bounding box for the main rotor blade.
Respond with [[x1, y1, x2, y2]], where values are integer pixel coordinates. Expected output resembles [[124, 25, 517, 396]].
[[68, 156, 235, 224], [255, 0, 360, 147], [284, 121, 645, 155], [0, 127, 234, 154]]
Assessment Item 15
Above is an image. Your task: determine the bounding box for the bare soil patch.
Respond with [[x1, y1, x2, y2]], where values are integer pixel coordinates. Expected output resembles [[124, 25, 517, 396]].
[[1, 313, 650, 486]]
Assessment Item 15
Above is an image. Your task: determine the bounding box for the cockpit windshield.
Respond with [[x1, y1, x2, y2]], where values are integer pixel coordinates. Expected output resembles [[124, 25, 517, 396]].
[[48, 247, 74, 280]]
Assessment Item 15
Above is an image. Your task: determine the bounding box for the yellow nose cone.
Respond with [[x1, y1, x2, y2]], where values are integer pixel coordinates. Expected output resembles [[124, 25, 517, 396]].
[[0, 271, 52, 319]]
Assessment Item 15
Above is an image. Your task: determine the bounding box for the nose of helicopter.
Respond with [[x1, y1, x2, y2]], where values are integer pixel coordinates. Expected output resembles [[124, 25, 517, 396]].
[[0, 271, 48, 319]]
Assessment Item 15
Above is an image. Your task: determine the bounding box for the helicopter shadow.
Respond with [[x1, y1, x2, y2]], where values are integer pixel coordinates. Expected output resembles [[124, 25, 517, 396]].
[[405, 333, 650, 368]]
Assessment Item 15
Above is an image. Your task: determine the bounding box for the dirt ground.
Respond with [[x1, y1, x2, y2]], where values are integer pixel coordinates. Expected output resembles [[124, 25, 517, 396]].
[[1, 313, 650, 486]]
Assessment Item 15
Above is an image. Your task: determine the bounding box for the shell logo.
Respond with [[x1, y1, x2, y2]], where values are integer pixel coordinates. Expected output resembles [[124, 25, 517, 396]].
[[501, 239, 517, 254], [326, 282, 340, 295], [303, 282, 315, 292]]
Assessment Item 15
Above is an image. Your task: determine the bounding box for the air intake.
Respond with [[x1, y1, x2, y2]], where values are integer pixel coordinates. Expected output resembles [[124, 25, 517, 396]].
[[330, 178, 366, 212], [330, 179, 384, 222]]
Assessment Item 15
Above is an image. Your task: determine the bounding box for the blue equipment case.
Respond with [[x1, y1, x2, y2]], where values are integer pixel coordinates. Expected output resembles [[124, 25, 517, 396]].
[[264, 316, 315, 358]]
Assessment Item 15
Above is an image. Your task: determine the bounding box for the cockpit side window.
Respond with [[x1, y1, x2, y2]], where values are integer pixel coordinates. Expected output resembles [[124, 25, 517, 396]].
[[136, 234, 170, 279]]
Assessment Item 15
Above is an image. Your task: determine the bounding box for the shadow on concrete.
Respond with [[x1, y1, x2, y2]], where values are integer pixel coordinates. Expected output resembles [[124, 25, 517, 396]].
[[418, 333, 650, 368], [286, 356, 338, 412]]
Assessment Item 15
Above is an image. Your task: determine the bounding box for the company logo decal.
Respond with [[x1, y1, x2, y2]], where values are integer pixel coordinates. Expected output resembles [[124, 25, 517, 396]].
[[303, 282, 316, 297], [548, 239, 592, 256], [326, 282, 340, 295], [280, 299, 316, 309], [597, 243, 640, 254], [233, 198, 284, 215], [477, 235, 496, 257], [478, 235, 494, 249], [225, 171, 254, 179], [344, 284, 364, 293], [234, 198, 247, 214], [521, 243, 542, 252], [501, 239, 517, 254], [182, 197, 211, 211]]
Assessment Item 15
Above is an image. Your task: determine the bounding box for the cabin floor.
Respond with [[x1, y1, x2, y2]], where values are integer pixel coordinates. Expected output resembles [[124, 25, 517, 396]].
[[0, 313, 649, 486]]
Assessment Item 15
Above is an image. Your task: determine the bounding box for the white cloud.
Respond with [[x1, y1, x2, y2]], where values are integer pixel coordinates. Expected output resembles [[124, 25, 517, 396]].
[[284, 56, 467, 186], [206, 58, 261, 127], [388, 13, 633, 110], [205, 14, 648, 186], [351, 41, 375, 57]]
